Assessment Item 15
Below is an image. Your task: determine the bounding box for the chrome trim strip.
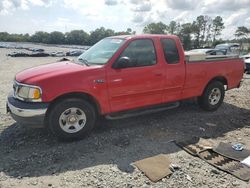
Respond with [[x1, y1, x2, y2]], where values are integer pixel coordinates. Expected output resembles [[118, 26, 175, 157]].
[[7, 101, 47, 117]]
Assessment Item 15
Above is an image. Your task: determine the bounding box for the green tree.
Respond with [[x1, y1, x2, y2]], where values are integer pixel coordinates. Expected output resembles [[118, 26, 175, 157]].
[[192, 15, 206, 48], [191, 15, 213, 47], [235, 26, 250, 51], [179, 23, 193, 50], [22, 33, 30, 42], [200, 16, 212, 46], [0, 32, 31, 42], [48, 31, 65, 44], [168, 21, 180, 35], [65, 30, 89, 45], [88, 27, 115, 45], [30, 31, 50, 43], [191, 21, 200, 48], [235, 26, 249, 39], [126, 28, 132, 34], [0, 32, 10, 41], [212, 16, 225, 43], [204, 19, 212, 46], [114, 28, 136, 35], [143, 22, 168, 34]]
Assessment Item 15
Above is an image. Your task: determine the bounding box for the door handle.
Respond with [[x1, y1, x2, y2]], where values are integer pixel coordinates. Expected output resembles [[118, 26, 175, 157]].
[[155, 73, 163, 76]]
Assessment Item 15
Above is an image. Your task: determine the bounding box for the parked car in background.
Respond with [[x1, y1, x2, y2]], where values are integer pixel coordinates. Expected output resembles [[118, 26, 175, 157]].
[[215, 43, 240, 55], [66, 50, 84, 56], [206, 49, 226, 55], [188, 49, 226, 55], [15, 46, 24, 49], [242, 53, 250, 73], [241, 53, 250, 60], [28, 48, 45, 52], [50, 51, 65, 57], [245, 59, 250, 74], [29, 52, 50, 57], [7, 52, 29, 57]]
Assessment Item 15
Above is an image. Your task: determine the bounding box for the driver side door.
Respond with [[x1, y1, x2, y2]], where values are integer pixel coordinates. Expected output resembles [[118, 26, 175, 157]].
[[107, 39, 165, 112]]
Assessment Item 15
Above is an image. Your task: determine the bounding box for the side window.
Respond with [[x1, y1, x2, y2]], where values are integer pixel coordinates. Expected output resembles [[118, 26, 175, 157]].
[[161, 38, 180, 64], [216, 51, 224, 55], [118, 39, 156, 68]]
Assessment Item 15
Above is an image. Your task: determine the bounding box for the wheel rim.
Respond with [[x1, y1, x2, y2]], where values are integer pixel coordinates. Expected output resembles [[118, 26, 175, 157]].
[[59, 107, 87, 134], [208, 88, 221, 105]]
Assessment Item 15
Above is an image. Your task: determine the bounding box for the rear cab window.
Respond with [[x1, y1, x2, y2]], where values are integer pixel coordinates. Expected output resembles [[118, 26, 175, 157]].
[[161, 38, 180, 64]]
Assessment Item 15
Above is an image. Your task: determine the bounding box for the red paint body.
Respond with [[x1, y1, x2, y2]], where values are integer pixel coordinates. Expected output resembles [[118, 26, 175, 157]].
[[15, 35, 244, 114]]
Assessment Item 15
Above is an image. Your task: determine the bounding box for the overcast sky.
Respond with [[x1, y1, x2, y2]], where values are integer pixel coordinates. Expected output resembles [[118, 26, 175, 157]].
[[0, 0, 250, 39]]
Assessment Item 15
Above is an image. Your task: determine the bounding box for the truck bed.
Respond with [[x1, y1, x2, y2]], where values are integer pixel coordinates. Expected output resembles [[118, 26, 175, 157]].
[[182, 57, 244, 99]]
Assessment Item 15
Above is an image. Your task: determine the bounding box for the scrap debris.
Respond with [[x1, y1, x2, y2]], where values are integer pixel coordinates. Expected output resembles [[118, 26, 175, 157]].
[[199, 149, 250, 181], [214, 142, 250, 161], [175, 136, 213, 156], [133, 138, 250, 182], [241, 156, 250, 168], [175, 137, 250, 181], [134, 154, 172, 182]]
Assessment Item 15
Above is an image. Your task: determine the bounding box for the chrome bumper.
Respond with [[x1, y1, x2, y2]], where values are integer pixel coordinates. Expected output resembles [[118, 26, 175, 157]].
[[7, 101, 47, 117], [7, 93, 49, 127]]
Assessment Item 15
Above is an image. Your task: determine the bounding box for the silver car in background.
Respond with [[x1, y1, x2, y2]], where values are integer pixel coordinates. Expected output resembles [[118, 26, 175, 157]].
[[215, 43, 240, 55]]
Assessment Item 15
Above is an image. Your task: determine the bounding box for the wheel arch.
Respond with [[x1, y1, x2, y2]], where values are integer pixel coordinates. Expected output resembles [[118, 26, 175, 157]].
[[45, 92, 101, 121], [203, 76, 228, 94]]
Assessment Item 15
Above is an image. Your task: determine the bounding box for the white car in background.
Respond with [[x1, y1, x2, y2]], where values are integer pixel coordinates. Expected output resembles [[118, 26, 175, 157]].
[[242, 53, 250, 74], [50, 51, 65, 57], [242, 53, 250, 60], [215, 43, 240, 55], [245, 58, 250, 74]]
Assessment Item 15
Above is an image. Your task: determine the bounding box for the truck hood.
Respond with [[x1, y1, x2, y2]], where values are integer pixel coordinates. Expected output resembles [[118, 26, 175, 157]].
[[15, 61, 97, 84]]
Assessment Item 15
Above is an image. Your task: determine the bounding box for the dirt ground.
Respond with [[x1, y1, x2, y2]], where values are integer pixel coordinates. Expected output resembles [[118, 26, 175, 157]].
[[0, 46, 250, 188]]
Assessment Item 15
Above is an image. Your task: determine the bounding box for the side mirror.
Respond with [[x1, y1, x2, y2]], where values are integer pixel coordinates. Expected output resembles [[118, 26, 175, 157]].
[[112, 57, 131, 69]]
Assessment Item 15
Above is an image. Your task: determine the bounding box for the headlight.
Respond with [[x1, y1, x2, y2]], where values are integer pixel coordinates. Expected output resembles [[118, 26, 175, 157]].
[[14, 81, 42, 102]]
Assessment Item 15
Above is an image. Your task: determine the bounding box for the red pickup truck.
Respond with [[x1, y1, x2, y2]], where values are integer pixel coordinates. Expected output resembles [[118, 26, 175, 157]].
[[7, 35, 244, 140]]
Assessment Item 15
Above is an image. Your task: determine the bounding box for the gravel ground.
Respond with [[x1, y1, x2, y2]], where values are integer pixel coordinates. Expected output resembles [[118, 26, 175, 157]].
[[0, 46, 250, 188]]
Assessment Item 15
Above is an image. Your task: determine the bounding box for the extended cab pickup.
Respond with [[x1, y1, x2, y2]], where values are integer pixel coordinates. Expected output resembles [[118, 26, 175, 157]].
[[7, 35, 244, 140]]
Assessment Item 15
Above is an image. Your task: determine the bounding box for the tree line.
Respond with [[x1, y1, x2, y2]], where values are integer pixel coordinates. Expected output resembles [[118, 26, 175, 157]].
[[0, 15, 249, 50], [143, 15, 250, 50], [0, 27, 135, 46], [143, 15, 227, 50]]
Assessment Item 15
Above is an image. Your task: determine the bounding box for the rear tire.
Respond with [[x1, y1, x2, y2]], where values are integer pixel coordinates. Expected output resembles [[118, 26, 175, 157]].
[[48, 98, 96, 141], [198, 81, 225, 111]]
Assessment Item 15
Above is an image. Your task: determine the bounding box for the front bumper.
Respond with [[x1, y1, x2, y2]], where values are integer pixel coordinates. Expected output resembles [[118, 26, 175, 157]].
[[7, 93, 49, 127]]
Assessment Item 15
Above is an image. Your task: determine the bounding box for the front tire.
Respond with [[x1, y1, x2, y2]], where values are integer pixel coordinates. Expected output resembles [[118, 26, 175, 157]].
[[48, 98, 96, 141], [198, 81, 225, 111]]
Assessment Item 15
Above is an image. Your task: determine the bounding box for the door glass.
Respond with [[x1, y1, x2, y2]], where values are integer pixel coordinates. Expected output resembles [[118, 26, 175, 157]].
[[118, 39, 156, 68]]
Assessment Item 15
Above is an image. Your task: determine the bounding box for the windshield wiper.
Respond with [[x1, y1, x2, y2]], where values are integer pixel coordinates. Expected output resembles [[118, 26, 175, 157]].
[[89, 62, 105, 65], [78, 58, 90, 66]]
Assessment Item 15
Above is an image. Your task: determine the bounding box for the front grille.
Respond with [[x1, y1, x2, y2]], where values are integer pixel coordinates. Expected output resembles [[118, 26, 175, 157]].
[[13, 81, 20, 99]]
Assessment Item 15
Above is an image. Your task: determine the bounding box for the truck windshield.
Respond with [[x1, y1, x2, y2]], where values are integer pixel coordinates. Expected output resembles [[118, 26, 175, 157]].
[[77, 38, 125, 65]]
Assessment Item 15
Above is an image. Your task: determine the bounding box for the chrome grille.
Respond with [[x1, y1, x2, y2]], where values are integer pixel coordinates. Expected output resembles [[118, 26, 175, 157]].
[[13, 81, 19, 98]]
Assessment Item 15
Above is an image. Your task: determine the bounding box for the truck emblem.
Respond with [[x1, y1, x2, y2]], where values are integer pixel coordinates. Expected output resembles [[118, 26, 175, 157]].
[[94, 79, 105, 83]]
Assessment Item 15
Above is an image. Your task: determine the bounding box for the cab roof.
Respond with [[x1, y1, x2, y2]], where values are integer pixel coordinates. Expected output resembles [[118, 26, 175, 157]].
[[107, 34, 179, 40]]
